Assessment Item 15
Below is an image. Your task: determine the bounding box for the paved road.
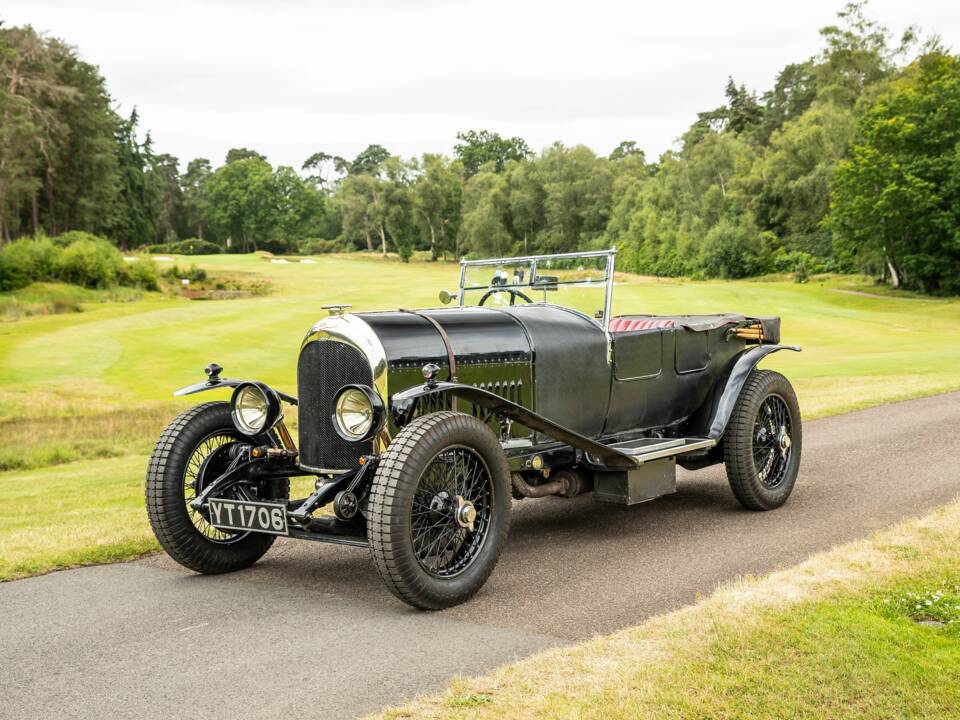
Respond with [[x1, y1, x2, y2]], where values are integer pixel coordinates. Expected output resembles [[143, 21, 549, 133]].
[[3, 393, 959, 720]]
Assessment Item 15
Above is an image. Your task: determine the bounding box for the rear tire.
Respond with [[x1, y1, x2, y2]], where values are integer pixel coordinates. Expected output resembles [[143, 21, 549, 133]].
[[724, 370, 802, 510], [367, 411, 511, 610], [145, 402, 285, 574]]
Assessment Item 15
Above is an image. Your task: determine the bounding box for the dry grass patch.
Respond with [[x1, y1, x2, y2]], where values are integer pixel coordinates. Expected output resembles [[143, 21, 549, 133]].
[[0, 404, 179, 471]]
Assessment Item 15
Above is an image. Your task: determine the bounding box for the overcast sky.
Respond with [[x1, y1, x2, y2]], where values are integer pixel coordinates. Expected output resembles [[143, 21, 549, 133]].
[[5, 1, 959, 171]]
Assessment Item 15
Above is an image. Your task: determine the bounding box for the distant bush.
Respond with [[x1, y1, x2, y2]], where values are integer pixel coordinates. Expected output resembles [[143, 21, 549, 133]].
[[163, 264, 207, 282], [126, 256, 160, 291], [0, 234, 159, 292], [772, 249, 825, 283], [697, 219, 772, 279], [298, 238, 346, 255], [145, 238, 222, 255]]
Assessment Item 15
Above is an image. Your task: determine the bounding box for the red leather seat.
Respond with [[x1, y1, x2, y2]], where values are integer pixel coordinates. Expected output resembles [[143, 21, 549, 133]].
[[608, 317, 675, 332]]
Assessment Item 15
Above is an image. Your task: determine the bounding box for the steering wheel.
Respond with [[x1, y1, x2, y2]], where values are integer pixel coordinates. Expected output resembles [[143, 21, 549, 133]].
[[478, 287, 534, 306]]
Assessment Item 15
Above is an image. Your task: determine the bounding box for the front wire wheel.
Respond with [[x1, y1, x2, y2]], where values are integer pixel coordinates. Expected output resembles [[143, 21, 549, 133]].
[[724, 370, 802, 510], [182, 431, 262, 543], [412, 446, 493, 578], [146, 402, 285, 574], [367, 412, 511, 609]]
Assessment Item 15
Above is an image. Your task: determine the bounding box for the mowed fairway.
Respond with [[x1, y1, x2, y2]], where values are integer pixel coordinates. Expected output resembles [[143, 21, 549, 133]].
[[2, 252, 959, 580]]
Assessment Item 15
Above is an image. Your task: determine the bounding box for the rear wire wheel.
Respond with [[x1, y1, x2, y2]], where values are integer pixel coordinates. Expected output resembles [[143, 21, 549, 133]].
[[724, 370, 802, 510], [367, 411, 511, 609]]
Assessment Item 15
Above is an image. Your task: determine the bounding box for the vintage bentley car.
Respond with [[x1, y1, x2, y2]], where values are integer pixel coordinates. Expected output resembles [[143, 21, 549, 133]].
[[146, 249, 802, 609]]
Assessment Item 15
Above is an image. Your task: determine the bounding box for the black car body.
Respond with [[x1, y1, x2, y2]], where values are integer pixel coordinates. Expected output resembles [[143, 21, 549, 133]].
[[147, 249, 802, 608]]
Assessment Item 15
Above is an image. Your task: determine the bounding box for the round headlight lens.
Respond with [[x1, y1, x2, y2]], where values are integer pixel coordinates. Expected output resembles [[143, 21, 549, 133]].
[[233, 384, 270, 434], [334, 387, 374, 440]]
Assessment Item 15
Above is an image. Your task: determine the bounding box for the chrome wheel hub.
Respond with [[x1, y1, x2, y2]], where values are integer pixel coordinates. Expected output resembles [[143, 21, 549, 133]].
[[455, 495, 477, 532], [777, 427, 792, 454]]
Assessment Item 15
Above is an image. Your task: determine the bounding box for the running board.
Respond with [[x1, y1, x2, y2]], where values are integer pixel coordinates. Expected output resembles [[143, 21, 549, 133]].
[[603, 437, 717, 465]]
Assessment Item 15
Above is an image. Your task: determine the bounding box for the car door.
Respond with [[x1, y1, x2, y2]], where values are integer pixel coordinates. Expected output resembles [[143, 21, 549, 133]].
[[604, 328, 667, 434]]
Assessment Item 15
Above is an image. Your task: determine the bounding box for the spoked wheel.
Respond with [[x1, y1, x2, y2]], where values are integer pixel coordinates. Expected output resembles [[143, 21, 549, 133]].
[[183, 433, 248, 543], [367, 411, 511, 609], [752, 395, 794, 489], [724, 370, 802, 510], [412, 446, 494, 578], [146, 402, 287, 574]]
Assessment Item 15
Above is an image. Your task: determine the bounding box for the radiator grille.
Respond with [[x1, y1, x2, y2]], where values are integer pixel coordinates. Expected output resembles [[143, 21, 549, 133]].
[[297, 341, 373, 470]]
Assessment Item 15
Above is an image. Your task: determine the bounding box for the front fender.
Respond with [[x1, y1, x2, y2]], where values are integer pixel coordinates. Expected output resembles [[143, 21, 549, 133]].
[[174, 373, 297, 406], [702, 344, 800, 440]]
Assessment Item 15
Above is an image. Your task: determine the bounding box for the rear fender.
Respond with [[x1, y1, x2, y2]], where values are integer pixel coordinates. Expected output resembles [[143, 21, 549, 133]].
[[696, 344, 801, 440]]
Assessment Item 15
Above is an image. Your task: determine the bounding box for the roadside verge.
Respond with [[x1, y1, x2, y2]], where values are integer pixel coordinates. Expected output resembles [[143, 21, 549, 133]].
[[373, 497, 960, 719]]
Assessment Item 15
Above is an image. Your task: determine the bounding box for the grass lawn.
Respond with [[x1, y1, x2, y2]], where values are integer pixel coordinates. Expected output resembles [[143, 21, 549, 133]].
[[374, 501, 960, 720], [1, 251, 960, 579]]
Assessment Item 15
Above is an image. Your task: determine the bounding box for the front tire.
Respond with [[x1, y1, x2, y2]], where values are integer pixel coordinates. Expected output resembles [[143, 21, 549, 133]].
[[367, 411, 512, 610], [724, 370, 802, 510], [145, 402, 284, 574]]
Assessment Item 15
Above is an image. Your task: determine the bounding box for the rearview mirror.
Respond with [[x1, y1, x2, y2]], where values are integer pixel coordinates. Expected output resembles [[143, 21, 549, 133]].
[[532, 275, 559, 291], [439, 290, 455, 305]]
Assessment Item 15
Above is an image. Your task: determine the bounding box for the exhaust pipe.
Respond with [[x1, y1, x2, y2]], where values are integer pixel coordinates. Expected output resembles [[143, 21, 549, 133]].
[[511, 469, 592, 499]]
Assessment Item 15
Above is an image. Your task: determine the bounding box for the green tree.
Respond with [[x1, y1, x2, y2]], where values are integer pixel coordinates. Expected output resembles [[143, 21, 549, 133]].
[[272, 165, 326, 250], [828, 52, 960, 293], [302, 150, 347, 192], [814, 1, 914, 107], [454, 129, 531, 177], [225, 147, 266, 164], [108, 110, 160, 248], [460, 169, 512, 256], [412, 154, 461, 260], [205, 157, 276, 252], [338, 173, 379, 252], [349, 144, 390, 176], [756, 102, 856, 257], [45, 45, 119, 236], [609, 141, 645, 162], [380, 157, 415, 261], [536, 143, 614, 252], [0, 25, 76, 241], [181, 158, 212, 240], [149, 153, 183, 243], [506, 159, 544, 254]]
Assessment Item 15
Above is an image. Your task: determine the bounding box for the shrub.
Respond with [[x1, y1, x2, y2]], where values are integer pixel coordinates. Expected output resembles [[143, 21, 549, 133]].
[[170, 238, 222, 255], [127, 256, 159, 291], [55, 237, 127, 288], [698, 218, 772, 279], [163, 264, 207, 282], [298, 238, 345, 255], [0, 236, 59, 291], [772, 249, 825, 283], [52, 230, 105, 248], [0, 233, 161, 294]]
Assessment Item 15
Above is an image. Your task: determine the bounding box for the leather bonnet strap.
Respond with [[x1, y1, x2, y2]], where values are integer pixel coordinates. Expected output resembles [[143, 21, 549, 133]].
[[398, 309, 458, 382]]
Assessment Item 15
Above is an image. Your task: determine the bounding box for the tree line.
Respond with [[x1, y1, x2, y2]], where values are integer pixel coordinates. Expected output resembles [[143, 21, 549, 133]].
[[2, 4, 959, 293]]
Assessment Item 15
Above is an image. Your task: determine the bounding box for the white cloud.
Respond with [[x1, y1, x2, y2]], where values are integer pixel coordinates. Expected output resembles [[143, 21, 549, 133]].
[[4, 0, 958, 169]]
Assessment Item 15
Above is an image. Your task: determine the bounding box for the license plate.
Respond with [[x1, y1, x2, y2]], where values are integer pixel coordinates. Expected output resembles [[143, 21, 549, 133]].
[[208, 499, 289, 536]]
